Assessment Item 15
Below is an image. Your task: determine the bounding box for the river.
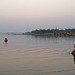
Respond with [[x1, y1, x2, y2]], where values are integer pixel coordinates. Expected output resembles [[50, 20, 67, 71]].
[[0, 34, 75, 75]]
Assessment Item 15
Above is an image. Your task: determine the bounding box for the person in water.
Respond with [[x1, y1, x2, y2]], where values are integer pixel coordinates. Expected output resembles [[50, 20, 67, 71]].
[[71, 44, 75, 55], [71, 49, 75, 55], [4, 38, 8, 43]]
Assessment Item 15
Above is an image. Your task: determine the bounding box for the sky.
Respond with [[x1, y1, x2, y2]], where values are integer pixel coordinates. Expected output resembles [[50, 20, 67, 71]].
[[0, 0, 75, 32]]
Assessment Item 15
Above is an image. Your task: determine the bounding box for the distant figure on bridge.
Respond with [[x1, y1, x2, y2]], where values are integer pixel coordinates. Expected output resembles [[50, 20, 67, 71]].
[[4, 38, 8, 43]]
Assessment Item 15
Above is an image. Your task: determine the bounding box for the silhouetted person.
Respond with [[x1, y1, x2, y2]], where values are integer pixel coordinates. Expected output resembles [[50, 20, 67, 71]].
[[71, 44, 75, 55], [4, 38, 8, 43], [71, 49, 75, 55], [73, 55, 75, 64], [71, 44, 75, 64], [71, 55, 75, 64]]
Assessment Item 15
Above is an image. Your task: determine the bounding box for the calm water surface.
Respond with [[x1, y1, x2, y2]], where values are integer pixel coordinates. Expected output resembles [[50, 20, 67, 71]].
[[0, 34, 75, 75]]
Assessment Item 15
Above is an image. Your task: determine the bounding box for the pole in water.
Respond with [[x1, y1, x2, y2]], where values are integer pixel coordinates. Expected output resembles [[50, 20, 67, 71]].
[[4, 38, 8, 43]]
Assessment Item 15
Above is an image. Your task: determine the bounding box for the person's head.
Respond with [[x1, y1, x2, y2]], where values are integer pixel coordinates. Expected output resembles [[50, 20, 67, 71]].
[[5, 38, 7, 40]]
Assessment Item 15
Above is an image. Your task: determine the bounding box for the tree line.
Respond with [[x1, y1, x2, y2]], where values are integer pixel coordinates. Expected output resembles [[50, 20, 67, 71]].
[[30, 29, 75, 34]]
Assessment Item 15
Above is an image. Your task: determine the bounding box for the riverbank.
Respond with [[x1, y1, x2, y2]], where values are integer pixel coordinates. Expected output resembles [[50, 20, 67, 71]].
[[25, 29, 75, 37], [26, 33, 75, 37]]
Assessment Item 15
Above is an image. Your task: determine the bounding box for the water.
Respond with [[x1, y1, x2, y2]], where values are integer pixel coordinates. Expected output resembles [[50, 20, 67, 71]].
[[0, 34, 75, 75]]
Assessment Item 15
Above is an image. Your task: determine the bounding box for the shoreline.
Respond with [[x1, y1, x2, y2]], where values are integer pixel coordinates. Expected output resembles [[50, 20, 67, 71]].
[[26, 33, 75, 37]]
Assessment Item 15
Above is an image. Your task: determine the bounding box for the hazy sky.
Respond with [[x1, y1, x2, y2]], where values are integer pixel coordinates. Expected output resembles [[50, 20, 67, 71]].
[[0, 0, 75, 32]]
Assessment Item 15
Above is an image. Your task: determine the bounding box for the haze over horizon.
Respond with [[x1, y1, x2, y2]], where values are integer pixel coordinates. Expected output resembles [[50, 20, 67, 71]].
[[0, 0, 75, 32]]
